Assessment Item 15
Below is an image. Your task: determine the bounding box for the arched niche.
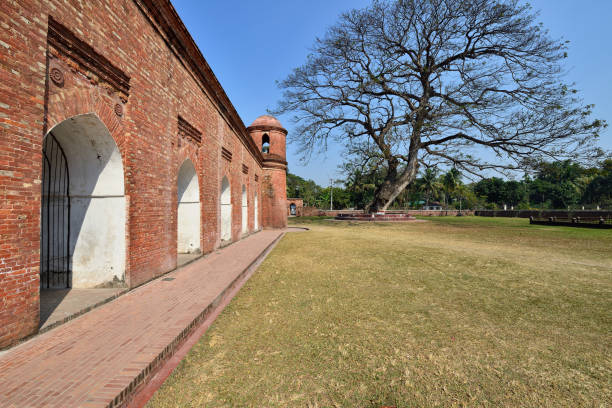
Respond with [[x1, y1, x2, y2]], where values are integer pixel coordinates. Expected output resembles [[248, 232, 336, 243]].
[[220, 176, 232, 241], [241, 185, 248, 234], [177, 159, 201, 254], [262, 133, 270, 154], [254, 191, 259, 230], [42, 113, 126, 288]]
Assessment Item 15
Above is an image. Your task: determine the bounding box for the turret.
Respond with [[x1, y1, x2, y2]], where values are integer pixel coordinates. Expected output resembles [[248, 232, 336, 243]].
[[247, 115, 288, 229], [248, 115, 287, 160]]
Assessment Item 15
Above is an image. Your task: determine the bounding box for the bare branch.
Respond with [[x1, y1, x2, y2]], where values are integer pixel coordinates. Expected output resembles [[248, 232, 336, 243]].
[[275, 0, 607, 211]]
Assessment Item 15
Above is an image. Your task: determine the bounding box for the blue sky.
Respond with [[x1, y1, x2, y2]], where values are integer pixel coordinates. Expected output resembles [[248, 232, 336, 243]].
[[172, 0, 611, 186]]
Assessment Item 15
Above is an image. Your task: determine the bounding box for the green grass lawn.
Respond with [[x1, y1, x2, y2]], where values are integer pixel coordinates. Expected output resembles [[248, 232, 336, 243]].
[[148, 216, 612, 407]]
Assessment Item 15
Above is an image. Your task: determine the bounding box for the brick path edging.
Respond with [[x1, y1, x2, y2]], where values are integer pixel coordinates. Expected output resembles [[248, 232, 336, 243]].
[[113, 232, 286, 408]]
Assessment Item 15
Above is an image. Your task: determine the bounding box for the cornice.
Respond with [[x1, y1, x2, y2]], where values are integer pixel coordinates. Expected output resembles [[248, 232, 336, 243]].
[[48, 16, 131, 96], [134, 0, 264, 166], [246, 125, 288, 136], [262, 156, 288, 169], [178, 115, 202, 144], [221, 147, 233, 162]]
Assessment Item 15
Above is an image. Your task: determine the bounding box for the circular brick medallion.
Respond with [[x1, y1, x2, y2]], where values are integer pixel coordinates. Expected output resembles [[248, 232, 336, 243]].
[[114, 103, 123, 117], [50, 67, 64, 87]]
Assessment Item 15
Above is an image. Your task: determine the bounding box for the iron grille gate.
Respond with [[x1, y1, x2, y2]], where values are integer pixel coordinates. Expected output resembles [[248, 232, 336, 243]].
[[41, 133, 71, 288]]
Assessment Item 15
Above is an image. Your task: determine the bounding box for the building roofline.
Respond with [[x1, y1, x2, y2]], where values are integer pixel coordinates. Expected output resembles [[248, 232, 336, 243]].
[[246, 124, 288, 136], [135, 0, 264, 165]]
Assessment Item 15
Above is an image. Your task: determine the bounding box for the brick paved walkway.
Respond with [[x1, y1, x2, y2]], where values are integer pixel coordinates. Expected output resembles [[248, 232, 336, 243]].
[[0, 230, 285, 408], [40, 288, 126, 330]]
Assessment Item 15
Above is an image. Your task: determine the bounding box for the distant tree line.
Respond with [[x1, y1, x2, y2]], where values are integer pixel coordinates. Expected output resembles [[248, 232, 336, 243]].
[[287, 173, 353, 210], [287, 159, 612, 210]]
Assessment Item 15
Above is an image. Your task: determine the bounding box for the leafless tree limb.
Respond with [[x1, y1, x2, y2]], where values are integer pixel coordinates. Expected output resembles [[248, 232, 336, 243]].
[[275, 0, 607, 212]]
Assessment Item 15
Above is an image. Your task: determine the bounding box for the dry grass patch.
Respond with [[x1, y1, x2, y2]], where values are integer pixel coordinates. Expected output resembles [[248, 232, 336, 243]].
[[148, 217, 611, 407]]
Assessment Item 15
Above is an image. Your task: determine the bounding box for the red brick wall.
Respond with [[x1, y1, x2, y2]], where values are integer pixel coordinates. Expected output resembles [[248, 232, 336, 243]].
[[262, 167, 288, 229], [0, 0, 285, 348], [0, 0, 48, 349], [287, 198, 304, 216], [475, 209, 611, 219], [302, 209, 476, 217], [248, 126, 287, 229]]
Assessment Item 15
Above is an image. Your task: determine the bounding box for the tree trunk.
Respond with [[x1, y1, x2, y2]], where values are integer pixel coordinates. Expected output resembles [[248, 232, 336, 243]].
[[366, 167, 418, 212], [366, 153, 420, 213], [365, 119, 423, 213]]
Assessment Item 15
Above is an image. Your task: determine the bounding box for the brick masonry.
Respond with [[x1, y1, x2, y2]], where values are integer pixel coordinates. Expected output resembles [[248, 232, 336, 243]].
[[475, 209, 612, 219], [287, 198, 304, 216], [0, 0, 287, 348], [247, 118, 288, 229], [301, 208, 476, 217]]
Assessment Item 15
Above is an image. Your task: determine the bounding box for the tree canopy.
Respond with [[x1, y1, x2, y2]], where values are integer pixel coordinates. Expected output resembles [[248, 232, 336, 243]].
[[276, 0, 606, 212]]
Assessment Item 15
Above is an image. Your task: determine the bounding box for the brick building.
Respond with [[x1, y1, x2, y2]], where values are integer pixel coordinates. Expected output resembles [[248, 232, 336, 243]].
[[0, 0, 288, 348], [287, 198, 304, 216]]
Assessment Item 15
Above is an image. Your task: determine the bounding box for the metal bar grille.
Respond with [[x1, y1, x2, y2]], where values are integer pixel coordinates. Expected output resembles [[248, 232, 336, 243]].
[[41, 133, 71, 288]]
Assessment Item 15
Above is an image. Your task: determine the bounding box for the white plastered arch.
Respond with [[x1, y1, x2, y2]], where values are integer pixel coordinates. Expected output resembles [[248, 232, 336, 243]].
[[45, 113, 126, 288], [241, 184, 248, 234], [177, 159, 201, 254], [220, 176, 232, 241]]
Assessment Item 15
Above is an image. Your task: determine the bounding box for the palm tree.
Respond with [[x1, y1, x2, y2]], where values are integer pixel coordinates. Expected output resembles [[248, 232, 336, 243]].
[[454, 183, 470, 213], [420, 168, 441, 206], [442, 168, 461, 207]]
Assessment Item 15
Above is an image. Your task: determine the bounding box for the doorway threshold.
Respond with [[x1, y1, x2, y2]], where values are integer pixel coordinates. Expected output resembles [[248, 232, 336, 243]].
[[39, 287, 127, 332]]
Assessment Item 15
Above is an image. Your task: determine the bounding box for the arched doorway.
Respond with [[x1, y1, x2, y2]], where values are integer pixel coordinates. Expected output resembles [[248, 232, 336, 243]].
[[41, 113, 126, 288], [220, 176, 232, 241], [241, 185, 248, 234], [254, 191, 259, 230], [177, 159, 200, 254]]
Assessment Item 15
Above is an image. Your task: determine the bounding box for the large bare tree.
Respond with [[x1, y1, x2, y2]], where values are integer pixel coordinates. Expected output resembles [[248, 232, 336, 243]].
[[275, 0, 606, 212]]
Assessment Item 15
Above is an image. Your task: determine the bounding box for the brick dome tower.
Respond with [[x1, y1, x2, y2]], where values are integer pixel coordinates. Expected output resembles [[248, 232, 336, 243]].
[[247, 115, 288, 229]]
